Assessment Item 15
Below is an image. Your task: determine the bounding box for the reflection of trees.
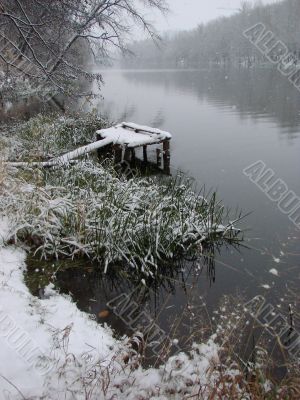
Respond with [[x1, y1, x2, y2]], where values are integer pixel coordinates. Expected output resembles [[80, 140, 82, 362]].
[[123, 69, 300, 136], [152, 109, 165, 128]]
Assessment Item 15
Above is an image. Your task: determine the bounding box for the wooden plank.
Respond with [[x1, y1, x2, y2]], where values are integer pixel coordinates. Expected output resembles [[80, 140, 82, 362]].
[[163, 140, 171, 174], [121, 122, 170, 137], [5, 137, 113, 168]]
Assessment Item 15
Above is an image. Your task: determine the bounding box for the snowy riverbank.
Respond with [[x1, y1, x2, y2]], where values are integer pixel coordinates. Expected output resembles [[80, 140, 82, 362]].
[[0, 217, 224, 399]]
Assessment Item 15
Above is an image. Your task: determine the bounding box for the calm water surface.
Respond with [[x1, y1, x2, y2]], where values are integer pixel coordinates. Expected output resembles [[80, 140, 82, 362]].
[[24, 68, 300, 358], [95, 68, 300, 292]]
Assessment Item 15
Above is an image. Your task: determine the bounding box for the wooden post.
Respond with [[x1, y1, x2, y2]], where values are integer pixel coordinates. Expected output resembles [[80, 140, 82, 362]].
[[96, 133, 103, 161], [143, 145, 148, 163], [130, 148, 136, 166], [163, 140, 170, 174], [124, 147, 131, 162], [113, 144, 122, 164], [96, 133, 114, 161], [156, 148, 162, 168]]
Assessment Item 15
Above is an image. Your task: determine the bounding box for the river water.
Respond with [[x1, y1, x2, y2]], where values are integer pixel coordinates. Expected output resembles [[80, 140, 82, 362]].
[[22, 67, 300, 361], [96, 68, 300, 292]]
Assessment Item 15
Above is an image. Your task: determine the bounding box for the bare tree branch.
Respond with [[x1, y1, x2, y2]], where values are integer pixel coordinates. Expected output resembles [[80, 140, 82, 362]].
[[0, 0, 168, 97]]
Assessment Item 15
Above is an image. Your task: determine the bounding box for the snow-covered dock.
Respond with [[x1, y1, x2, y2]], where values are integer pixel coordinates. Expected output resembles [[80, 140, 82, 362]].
[[97, 122, 172, 173], [97, 122, 172, 147], [5, 122, 172, 172]]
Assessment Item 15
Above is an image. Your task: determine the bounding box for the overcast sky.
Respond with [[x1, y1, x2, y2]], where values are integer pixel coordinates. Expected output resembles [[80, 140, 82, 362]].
[[148, 0, 278, 33]]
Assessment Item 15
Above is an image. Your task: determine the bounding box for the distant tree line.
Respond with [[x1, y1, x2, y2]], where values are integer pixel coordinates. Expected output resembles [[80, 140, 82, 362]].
[[121, 0, 300, 69]]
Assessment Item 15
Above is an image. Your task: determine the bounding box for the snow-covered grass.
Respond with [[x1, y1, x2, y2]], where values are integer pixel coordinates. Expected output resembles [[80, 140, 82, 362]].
[[0, 161, 6, 189], [0, 71, 63, 102], [0, 159, 240, 277], [1, 112, 109, 162]]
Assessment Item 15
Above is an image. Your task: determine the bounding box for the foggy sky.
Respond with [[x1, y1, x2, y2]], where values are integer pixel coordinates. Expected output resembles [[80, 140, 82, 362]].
[[151, 0, 278, 33]]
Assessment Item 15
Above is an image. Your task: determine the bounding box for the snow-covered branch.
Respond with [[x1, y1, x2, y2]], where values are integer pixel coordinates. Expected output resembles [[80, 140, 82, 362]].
[[0, 0, 168, 95]]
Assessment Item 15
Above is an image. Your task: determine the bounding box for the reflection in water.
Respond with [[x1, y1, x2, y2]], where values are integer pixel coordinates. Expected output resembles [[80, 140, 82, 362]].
[[151, 109, 165, 128], [2, 68, 300, 135], [122, 68, 300, 136]]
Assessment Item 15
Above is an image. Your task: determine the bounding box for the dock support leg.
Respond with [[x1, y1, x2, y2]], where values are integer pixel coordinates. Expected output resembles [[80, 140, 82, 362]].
[[97, 133, 113, 162], [163, 140, 170, 174], [156, 148, 162, 168], [130, 148, 136, 166], [114, 144, 122, 164], [124, 147, 131, 162], [96, 133, 103, 161], [143, 145, 148, 163]]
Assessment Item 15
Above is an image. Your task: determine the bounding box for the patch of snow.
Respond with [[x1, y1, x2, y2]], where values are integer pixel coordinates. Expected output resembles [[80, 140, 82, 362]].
[[54, 137, 112, 164], [269, 268, 279, 277], [261, 284, 271, 290], [263, 379, 273, 392], [97, 122, 171, 148], [0, 242, 118, 399]]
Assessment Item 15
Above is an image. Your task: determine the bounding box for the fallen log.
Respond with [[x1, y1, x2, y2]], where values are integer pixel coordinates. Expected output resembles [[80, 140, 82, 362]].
[[5, 137, 113, 168]]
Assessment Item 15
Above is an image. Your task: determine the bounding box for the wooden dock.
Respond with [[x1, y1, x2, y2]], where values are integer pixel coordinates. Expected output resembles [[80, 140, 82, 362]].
[[5, 122, 172, 173], [96, 122, 171, 174]]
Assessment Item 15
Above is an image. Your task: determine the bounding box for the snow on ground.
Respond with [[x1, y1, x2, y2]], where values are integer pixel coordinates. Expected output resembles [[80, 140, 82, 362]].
[[0, 217, 222, 399], [269, 268, 279, 277], [0, 219, 119, 399]]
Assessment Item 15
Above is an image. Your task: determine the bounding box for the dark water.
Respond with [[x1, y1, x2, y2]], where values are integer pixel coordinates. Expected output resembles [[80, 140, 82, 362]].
[[23, 68, 300, 362]]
